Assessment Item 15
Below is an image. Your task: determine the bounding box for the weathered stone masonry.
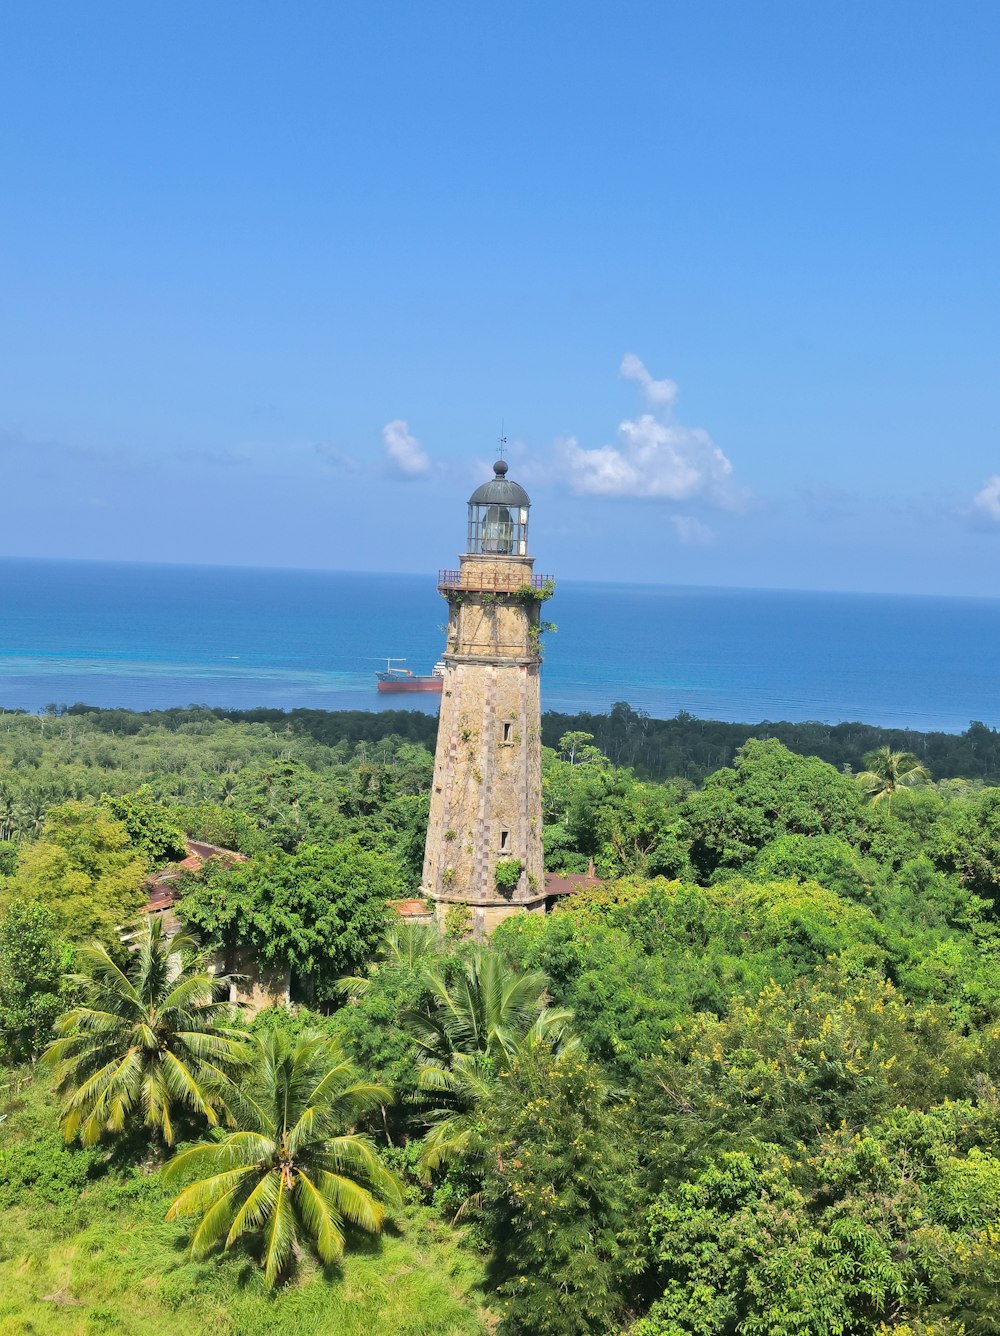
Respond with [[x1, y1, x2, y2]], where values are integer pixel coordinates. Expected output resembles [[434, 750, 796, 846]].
[[421, 462, 550, 936]]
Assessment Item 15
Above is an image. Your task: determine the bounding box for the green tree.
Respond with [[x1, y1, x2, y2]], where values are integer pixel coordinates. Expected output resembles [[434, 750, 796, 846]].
[[330, 923, 441, 1124], [226, 759, 337, 853], [44, 916, 246, 1147], [636, 1148, 872, 1336], [542, 746, 617, 871], [592, 776, 688, 878], [856, 747, 931, 808], [480, 1045, 644, 1336], [557, 731, 607, 767], [0, 784, 20, 843], [684, 739, 867, 880], [350, 791, 431, 885], [931, 787, 1000, 903], [635, 1101, 1000, 1336], [0, 899, 63, 1062], [496, 877, 893, 1085], [0, 839, 18, 877], [654, 965, 971, 1153], [164, 1029, 402, 1285], [339, 921, 441, 998], [747, 832, 878, 903], [3, 802, 149, 944], [101, 785, 188, 864], [178, 839, 396, 1001]]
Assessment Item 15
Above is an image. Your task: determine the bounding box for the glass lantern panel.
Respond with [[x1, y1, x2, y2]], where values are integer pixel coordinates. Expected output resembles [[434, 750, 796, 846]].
[[483, 504, 514, 554]]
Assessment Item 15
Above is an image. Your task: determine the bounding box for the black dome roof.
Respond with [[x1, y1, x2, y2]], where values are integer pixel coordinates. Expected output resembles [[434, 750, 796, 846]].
[[468, 459, 531, 508]]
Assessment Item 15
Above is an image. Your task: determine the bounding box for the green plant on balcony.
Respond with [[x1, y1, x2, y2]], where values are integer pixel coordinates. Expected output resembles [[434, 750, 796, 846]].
[[512, 579, 555, 605]]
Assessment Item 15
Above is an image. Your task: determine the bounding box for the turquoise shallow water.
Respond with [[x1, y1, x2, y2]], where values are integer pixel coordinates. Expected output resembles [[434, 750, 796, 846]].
[[0, 557, 998, 732]]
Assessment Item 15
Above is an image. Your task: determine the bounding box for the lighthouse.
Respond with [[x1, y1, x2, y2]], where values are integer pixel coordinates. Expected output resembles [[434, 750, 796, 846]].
[[421, 457, 552, 934]]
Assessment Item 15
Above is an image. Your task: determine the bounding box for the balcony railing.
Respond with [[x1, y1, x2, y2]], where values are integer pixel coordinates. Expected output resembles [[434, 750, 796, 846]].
[[438, 569, 553, 594]]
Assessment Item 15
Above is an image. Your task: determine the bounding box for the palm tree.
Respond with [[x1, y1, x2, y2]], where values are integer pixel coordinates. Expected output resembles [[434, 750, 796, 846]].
[[337, 921, 442, 1001], [856, 747, 931, 808], [44, 915, 247, 1147], [406, 947, 576, 1176], [0, 783, 18, 843], [16, 789, 53, 839], [164, 1030, 402, 1285]]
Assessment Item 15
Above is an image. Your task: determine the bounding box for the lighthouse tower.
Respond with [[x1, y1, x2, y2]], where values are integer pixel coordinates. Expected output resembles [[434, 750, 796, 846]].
[[421, 458, 552, 934]]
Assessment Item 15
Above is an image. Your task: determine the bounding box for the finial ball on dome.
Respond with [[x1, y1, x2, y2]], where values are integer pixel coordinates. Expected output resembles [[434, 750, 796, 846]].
[[467, 457, 530, 508]]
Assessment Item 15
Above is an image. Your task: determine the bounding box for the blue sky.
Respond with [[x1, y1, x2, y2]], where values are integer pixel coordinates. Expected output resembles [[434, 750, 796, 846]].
[[2, 1, 999, 595]]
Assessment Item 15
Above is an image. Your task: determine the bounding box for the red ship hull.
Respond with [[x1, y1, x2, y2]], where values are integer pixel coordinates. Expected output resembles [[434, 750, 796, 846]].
[[376, 677, 444, 693]]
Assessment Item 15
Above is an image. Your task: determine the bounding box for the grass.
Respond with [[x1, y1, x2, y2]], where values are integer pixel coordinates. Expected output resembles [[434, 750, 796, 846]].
[[0, 1070, 490, 1336]]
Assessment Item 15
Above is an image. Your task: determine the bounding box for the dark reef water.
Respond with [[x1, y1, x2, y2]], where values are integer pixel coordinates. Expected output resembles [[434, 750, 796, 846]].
[[0, 557, 997, 732]]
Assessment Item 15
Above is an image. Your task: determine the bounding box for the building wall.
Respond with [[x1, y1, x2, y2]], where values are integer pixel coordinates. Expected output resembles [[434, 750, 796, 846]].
[[422, 552, 547, 924], [227, 949, 291, 1014], [148, 910, 291, 1016]]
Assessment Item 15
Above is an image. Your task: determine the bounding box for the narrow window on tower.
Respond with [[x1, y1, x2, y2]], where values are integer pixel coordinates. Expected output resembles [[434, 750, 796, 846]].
[[501, 720, 513, 744], [500, 829, 510, 851]]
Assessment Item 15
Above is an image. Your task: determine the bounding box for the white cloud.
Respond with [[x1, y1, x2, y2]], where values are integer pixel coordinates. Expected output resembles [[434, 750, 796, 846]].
[[554, 356, 747, 511], [672, 515, 715, 545], [557, 413, 741, 508], [972, 475, 1000, 522], [381, 419, 429, 477], [619, 352, 677, 407]]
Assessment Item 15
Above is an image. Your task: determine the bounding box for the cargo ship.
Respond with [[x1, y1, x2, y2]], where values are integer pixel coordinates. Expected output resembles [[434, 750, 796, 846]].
[[375, 658, 446, 693]]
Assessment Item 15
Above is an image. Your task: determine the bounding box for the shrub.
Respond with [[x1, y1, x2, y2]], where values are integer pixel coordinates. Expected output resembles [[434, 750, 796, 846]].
[[495, 859, 523, 892]]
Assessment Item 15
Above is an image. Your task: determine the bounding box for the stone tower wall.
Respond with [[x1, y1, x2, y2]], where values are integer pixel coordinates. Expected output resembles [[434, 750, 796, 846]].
[[422, 553, 547, 935]]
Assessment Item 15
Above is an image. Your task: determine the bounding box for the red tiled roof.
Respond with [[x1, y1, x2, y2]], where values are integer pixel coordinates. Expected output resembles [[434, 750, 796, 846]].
[[145, 882, 176, 913], [543, 872, 603, 897], [143, 840, 244, 914], [391, 898, 433, 918]]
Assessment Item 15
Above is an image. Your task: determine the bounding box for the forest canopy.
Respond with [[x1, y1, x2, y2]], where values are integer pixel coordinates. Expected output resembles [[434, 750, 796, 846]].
[[1, 703, 999, 1333]]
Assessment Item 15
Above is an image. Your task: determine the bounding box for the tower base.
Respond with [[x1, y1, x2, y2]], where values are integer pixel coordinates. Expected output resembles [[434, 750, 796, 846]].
[[429, 892, 547, 938]]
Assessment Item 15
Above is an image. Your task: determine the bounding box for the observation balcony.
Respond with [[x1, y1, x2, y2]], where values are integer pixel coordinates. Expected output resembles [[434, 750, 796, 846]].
[[437, 569, 553, 595]]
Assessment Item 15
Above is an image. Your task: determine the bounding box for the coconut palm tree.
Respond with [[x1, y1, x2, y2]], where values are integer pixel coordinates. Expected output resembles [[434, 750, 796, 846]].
[[44, 915, 247, 1147], [406, 947, 576, 1176], [337, 921, 442, 1001], [856, 747, 930, 808], [16, 789, 53, 839], [164, 1030, 402, 1285], [0, 783, 18, 843]]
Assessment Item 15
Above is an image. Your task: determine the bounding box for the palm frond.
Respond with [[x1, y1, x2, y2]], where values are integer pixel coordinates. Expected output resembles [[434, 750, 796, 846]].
[[167, 1166, 258, 1221], [295, 1169, 346, 1262], [261, 1174, 295, 1286], [188, 1181, 246, 1257], [226, 1168, 282, 1248], [334, 974, 371, 1001], [317, 1170, 387, 1233]]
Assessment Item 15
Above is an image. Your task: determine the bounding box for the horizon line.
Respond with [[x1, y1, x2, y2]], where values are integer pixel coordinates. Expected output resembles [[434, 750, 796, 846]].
[[1, 550, 999, 607]]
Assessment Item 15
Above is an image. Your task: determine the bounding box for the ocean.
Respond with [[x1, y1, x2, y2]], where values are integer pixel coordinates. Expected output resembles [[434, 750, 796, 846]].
[[0, 557, 997, 733]]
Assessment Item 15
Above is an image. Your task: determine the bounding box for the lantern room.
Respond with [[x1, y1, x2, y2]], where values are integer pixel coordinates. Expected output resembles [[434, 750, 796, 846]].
[[466, 460, 531, 556]]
